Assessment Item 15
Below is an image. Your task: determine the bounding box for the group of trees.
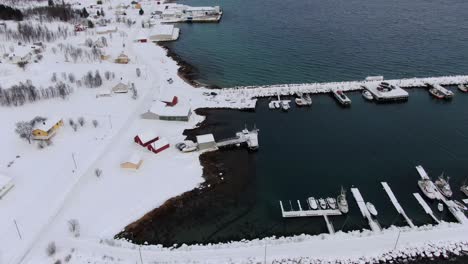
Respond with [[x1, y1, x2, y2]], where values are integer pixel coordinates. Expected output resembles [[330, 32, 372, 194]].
[[24, 4, 79, 22], [0, 81, 73, 107], [0, 4, 23, 21], [0, 22, 71, 43], [82, 71, 103, 88], [58, 43, 102, 63]]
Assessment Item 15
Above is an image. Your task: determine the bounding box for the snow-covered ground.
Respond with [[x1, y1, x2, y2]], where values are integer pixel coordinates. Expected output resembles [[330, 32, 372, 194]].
[[0, 1, 467, 264]]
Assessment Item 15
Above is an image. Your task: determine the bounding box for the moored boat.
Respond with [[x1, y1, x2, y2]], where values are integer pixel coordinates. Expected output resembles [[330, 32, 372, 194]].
[[281, 100, 290, 111], [273, 101, 280, 109], [337, 187, 349, 214], [326, 197, 337, 210], [438, 203, 444, 212], [458, 84, 468, 93], [435, 174, 453, 198], [418, 179, 438, 199], [427, 84, 454, 99], [318, 198, 327, 209], [307, 197, 318, 210], [366, 202, 378, 216], [303, 94, 312, 105], [332, 89, 351, 106], [362, 90, 373, 101], [429, 88, 445, 99]]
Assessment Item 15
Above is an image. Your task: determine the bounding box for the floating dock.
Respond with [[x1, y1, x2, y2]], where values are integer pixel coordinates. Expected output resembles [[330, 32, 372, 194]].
[[363, 82, 409, 102], [279, 200, 341, 234], [350, 188, 381, 232], [381, 182, 415, 228], [216, 129, 259, 150], [413, 193, 440, 224]]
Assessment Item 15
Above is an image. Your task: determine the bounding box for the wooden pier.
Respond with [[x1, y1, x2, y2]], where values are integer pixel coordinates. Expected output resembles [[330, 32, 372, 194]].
[[350, 188, 382, 233], [381, 182, 415, 228], [413, 193, 440, 224], [216, 129, 259, 150], [279, 200, 341, 234]]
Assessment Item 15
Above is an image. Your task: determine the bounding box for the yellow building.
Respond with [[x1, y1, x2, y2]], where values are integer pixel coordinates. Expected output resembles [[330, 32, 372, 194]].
[[115, 52, 129, 64], [32, 117, 64, 140]]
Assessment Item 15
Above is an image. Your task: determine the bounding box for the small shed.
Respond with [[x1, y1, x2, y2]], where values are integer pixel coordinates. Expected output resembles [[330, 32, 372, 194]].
[[120, 153, 143, 170], [112, 82, 129, 93], [134, 131, 159, 147], [115, 52, 129, 64], [147, 138, 170, 154], [196, 134, 216, 151], [0, 174, 14, 198]]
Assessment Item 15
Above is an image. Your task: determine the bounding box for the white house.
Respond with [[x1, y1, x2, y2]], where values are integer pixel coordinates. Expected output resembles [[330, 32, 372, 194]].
[[141, 101, 191, 121], [0, 174, 14, 198]]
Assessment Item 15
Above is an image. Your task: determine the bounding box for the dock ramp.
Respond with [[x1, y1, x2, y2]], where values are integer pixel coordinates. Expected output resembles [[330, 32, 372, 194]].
[[381, 182, 415, 228]]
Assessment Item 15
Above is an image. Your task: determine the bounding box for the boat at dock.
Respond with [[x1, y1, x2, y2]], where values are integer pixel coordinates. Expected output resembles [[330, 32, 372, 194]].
[[326, 197, 337, 210], [418, 179, 438, 200], [281, 100, 290, 111], [427, 83, 454, 99], [438, 203, 444, 212], [295, 93, 312, 106], [337, 187, 349, 214], [429, 88, 445, 99], [366, 202, 378, 216], [332, 89, 351, 106], [362, 90, 373, 101], [307, 197, 318, 210], [318, 198, 327, 209], [457, 84, 468, 92], [435, 174, 453, 198]]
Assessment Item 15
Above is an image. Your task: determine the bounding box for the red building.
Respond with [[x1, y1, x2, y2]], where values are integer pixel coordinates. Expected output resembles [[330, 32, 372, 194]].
[[147, 138, 170, 154], [161, 95, 178, 107], [134, 132, 159, 147]]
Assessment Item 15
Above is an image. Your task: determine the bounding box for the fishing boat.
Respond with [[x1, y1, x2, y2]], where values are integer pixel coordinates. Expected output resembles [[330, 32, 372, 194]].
[[362, 90, 373, 101], [280, 100, 290, 111], [437, 203, 444, 212], [337, 187, 349, 214], [418, 179, 438, 200], [366, 202, 378, 216], [307, 197, 318, 210], [429, 88, 445, 99], [332, 89, 351, 106], [458, 84, 468, 93], [318, 198, 327, 209], [435, 174, 453, 198], [326, 197, 337, 210]]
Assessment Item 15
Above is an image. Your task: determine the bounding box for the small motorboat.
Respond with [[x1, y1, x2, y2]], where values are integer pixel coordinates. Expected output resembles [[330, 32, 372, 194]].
[[366, 202, 378, 216], [418, 179, 438, 200], [437, 203, 444, 212], [326, 197, 337, 210], [307, 197, 318, 210], [273, 101, 280, 109], [303, 94, 312, 105], [362, 90, 373, 101], [295, 97, 306, 106], [318, 198, 327, 210], [268, 101, 276, 109], [429, 88, 445, 99], [458, 84, 468, 93], [337, 187, 349, 214], [332, 89, 351, 106], [435, 174, 453, 198], [281, 100, 290, 111]]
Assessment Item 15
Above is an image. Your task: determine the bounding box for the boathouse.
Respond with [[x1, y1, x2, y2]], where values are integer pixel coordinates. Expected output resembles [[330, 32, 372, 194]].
[[120, 153, 143, 170], [0, 174, 14, 198], [32, 117, 64, 140], [134, 131, 159, 147], [147, 138, 170, 154], [196, 134, 216, 151]]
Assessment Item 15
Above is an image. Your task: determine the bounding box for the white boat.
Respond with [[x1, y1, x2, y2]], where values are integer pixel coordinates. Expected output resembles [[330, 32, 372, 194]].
[[437, 203, 444, 212], [458, 84, 468, 93], [281, 100, 290, 111], [326, 197, 337, 210], [307, 197, 318, 210], [318, 198, 327, 209], [418, 179, 438, 200], [366, 202, 378, 216], [303, 94, 312, 105], [332, 89, 351, 106], [435, 174, 452, 198], [337, 187, 349, 214], [295, 97, 306, 106], [295, 94, 312, 106], [268, 101, 276, 109], [362, 90, 373, 101], [273, 101, 280, 109], [427, 83, 454, 99]]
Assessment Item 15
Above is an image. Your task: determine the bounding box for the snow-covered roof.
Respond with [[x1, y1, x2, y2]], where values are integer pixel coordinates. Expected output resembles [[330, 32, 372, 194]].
[[0, 174, 12, 188], [125, 153, 142, 164], [196, 134, 215, 144], [96, 26, 117, 33], [149, 101, 190, 117], [113, 82, 129, 91], [150, 137, 169, 150], [137, 131, 159, 143], [151, 25, 174, 36], [33, 117, 62, 131], [159, 92, 176, 103]]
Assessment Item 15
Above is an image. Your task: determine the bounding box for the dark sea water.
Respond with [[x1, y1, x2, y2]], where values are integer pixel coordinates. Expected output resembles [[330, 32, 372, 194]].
[[151, 0, 468, 261], [167, 0, 468, 87]]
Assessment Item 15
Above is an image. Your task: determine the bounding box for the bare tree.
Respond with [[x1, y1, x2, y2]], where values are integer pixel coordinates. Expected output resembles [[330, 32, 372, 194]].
[[15, 121, 33, 144], [92, 119, 98, 128], [95, 168, 102, 177], [77, 117, 85, 127], [68, 219, 80, 237], [46, 241, 56, 256], [136, 67, 141, 77]]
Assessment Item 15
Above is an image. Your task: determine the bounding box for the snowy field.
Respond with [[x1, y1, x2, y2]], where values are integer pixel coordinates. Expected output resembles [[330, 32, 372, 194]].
[[0, 1, 466, 264]]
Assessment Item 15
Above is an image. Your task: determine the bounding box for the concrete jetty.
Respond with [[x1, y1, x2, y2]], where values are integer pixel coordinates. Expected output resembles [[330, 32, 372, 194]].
[[381, 182, 415, 228], [350, 188, 382, 233]]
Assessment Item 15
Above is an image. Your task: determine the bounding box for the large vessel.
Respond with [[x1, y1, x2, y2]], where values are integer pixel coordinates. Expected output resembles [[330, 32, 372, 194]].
[[366, 202, 378, 216], [435, 174, 453, 198], [458, 84, 468, 93], [307, 197, 318, 210], [318, 198, 327, 209], [326, 197, 337, 210], [332, 89, 351, 106], [337, 187, 349, 214], [418, 179, 438, 199]]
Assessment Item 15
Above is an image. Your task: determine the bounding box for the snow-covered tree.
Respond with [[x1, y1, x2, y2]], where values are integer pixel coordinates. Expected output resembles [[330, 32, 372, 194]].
[[15, 121, 33, 144], [136, 68, 141, 77], [92, 119, 98, 128], [68, 219, 80, 237], [46, 242, 56, 256], [78, 117, 85, 126], [139, 8, 144, 15]]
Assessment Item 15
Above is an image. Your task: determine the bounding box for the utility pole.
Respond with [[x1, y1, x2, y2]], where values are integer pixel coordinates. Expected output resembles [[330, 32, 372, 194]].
[[14, 219, 22, 240], [71, 152, 77, 170]]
